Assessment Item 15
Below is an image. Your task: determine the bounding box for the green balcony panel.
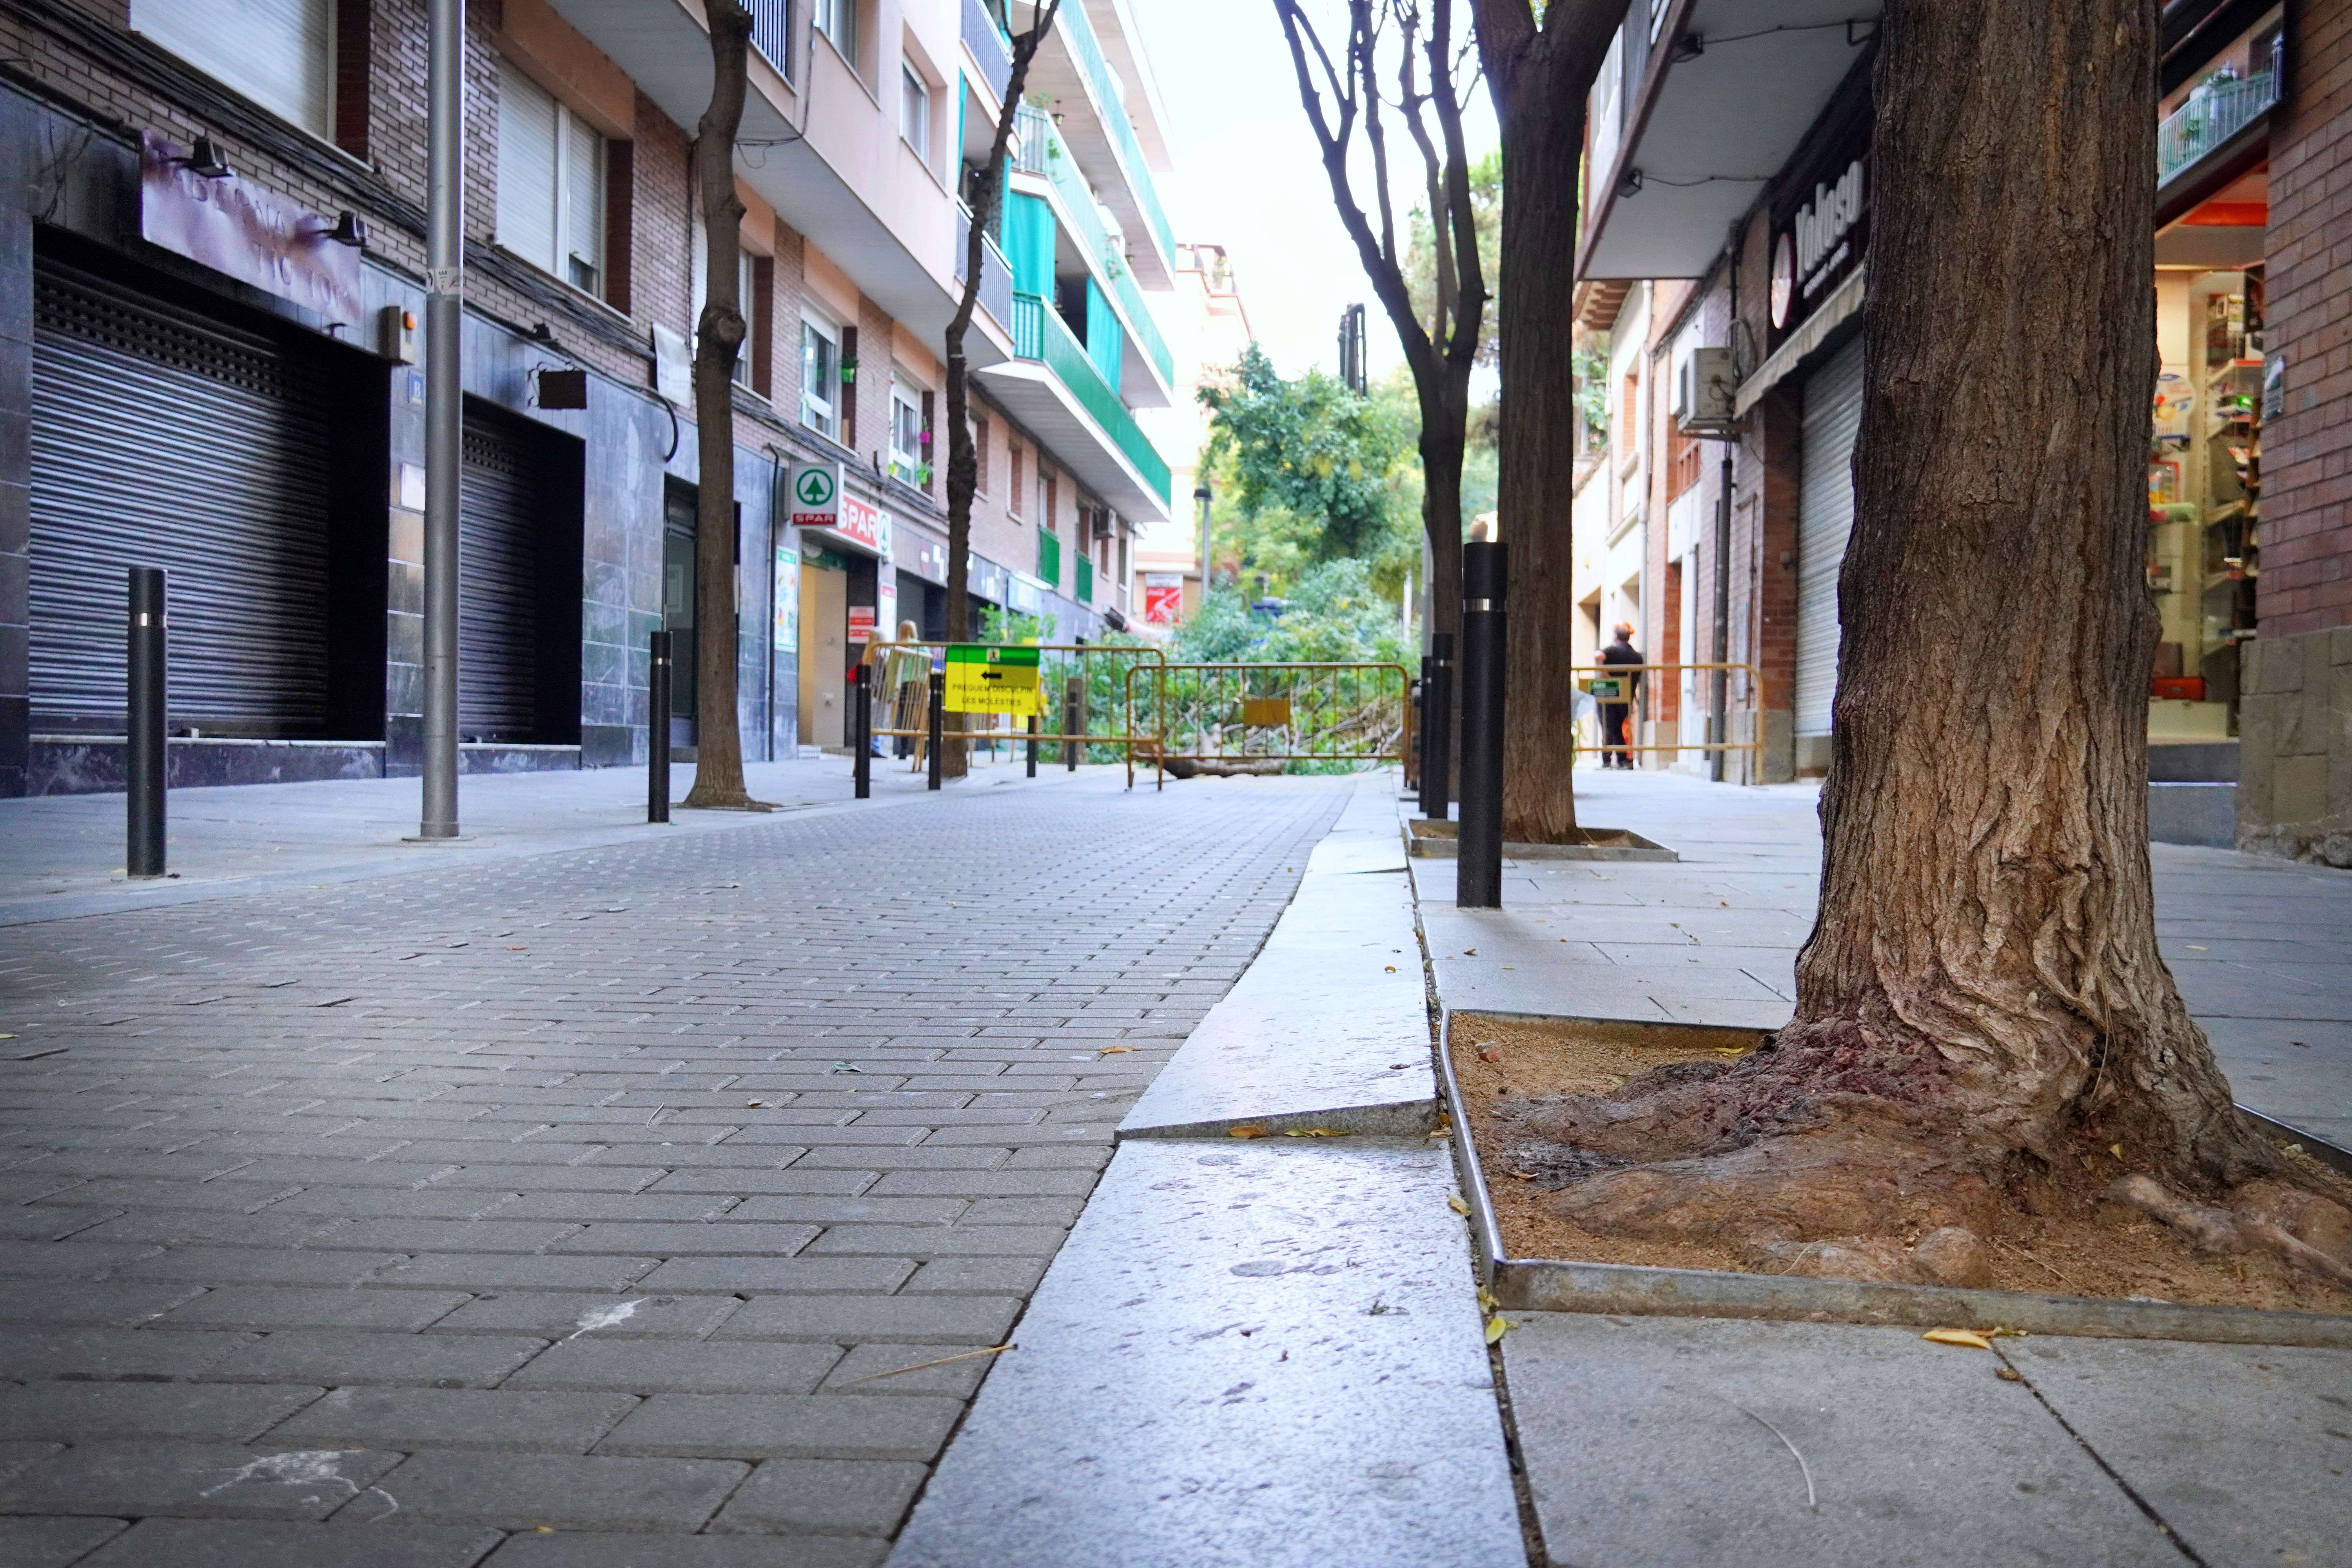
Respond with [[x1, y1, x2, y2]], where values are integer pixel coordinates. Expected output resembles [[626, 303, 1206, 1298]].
[[1014, 107, 1174, 388], [1009, 292, 1173, 508], [1085, 278, 1122, 391], [1076, 555, 1093, 604], [1038, 526, 1062, 588], [1004, 191, 1057, 299]]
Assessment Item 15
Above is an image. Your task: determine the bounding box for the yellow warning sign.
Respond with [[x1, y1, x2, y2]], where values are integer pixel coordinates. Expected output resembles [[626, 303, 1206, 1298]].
[[942, 644, 1043, 716]]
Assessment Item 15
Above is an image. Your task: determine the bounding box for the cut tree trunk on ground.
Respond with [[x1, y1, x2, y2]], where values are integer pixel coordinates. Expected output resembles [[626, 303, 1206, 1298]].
[[1509, 0, 2350, 1278]]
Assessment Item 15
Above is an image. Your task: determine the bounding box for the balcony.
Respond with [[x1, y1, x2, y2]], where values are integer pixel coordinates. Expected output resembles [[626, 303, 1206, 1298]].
[[954, 204, 1016, 331], [973, 291, 1171, 522], [748, 0, 792, 78], [963, 0, 1014, 102], [1076, 554, 1093, 604], [2160, 65, 2279, 187], [1019, 0, 1176, 285], [1013, 105, 1175, 391]]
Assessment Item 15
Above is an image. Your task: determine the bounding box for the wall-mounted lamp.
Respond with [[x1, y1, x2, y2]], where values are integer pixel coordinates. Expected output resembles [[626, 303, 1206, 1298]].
[[1669, 33, 1704, 63], [327, 211, 368, 247], [1616, 168, 1645, 200], [177, 136, 234, 180]]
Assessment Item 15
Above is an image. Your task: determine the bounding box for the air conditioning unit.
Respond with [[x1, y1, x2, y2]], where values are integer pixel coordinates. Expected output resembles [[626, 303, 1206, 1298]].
[[1675, 346, 1740, 436]]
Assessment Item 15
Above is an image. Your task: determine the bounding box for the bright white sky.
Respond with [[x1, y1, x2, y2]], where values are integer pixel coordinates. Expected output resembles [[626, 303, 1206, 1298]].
[[1129, 0, 1498, 381]]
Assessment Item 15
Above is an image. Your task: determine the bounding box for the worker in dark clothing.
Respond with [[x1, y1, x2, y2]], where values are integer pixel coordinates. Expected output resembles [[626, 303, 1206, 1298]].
[[1594, 623, 1644, 769]]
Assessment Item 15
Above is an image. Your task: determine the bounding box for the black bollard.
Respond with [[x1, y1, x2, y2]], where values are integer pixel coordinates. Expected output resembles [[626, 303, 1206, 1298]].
[[1064, 676, 1084, 771], [1456, 545, 1507, 909], [853, 663, 871, 799], [647, 630, 672, 824], [1422, 632, 1454, 820], [1027, 713, 1038, 777], [126, 567, 167, 879], [927, 677, 944, 791], [1413, 655, 1430, 796]]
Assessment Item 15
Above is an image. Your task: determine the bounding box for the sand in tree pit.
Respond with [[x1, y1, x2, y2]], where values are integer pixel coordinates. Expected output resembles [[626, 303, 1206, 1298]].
[[1450, 1014, 2352, 1315]]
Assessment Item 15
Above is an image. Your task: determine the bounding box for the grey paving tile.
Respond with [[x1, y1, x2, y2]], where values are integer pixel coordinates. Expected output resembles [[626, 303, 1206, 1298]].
[[802, 1225, 1065, 1257], [713, 1293, 1021, 1345], [0, 1327, 253, 1382], [818, 1343, 1000, 1399], [261, 1386, 638, 1454], [0, 1282, 207, 1327], [481, 1533, 884, 1568], [707, 1456, 927, 1537], [156, 1287, 471, 1332], [631, 1258, 914, 1295], [0, 1516, 131, 1568], [0, 1441, 405, 1520], [369, 1450, 746, 1531], [0, 1382, 323, 1443], [368, 1255, 661, 1293], [899, 1258, 1049, 1294], [595, 1392, 961, 1461], [75, 1517, 502, 1568], [425, 1292, 743, 1340], [209, 1331, 546, 1389], [506, 1339, 842, 1394], [541, 1223, 818, 1256]]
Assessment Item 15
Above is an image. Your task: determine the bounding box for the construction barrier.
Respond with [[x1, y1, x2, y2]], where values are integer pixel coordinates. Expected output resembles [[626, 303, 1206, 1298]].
[[863, 642, 1167, 787], [1575, 661, 1768, 764], [1125, 662, 1412, 790]]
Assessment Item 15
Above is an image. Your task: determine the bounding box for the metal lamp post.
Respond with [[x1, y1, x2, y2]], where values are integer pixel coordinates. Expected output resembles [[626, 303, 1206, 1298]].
[[415, 0, 464, 841]]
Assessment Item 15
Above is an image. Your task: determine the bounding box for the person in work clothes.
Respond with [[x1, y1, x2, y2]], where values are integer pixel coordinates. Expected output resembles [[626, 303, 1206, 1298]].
[[1595, 622, 1643, 769]]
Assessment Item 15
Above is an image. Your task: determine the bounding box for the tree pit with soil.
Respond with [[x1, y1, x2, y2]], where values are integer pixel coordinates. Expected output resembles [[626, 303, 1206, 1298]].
[[1450, 1015, 2352, 1316]]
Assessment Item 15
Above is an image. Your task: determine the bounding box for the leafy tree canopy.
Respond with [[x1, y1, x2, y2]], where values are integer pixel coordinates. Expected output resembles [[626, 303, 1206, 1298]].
[[1199, 345, 1414, 569], [1172, 558, 1414, 669]]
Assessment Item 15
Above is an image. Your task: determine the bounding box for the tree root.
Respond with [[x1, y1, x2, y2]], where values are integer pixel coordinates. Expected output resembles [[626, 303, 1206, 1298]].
[[2110, 1174, 2352, 1290]]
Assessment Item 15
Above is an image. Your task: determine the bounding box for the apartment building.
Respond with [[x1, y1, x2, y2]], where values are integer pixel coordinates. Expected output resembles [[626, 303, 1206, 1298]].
[[0, 0, 1177, 792], [1130, 239, 1252, 629]]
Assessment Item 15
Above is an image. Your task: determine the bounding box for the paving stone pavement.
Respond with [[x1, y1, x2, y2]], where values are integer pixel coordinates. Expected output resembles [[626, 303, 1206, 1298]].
[[0, 769, 1350, 1566]]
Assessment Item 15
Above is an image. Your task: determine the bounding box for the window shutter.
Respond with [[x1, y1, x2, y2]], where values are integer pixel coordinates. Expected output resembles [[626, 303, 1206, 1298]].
[[563, 113, 605, 291], [134, 0, 333, 136], [497, 62, 559, 274]]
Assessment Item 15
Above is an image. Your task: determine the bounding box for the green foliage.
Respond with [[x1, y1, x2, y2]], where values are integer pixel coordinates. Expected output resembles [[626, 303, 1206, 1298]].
[[1404, 149, 1501, 365], [1573, 341, 1610, 451], [1171, 558, 1413, 669], [1199, 345, 1413, 569], [977, 605, 1055, 645]]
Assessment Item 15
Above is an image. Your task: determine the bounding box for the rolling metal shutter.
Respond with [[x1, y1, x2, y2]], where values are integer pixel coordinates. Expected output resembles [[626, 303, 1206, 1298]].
[[459, 415, 542, 741], [1795, 335, 1866, 739], [29, 261, 331, 732]]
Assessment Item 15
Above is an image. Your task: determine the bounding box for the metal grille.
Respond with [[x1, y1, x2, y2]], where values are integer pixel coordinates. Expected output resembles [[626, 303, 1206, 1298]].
[[458, 414, 543, 742], [1795, 335, 1865, 739], [29, 261, 331, 734]]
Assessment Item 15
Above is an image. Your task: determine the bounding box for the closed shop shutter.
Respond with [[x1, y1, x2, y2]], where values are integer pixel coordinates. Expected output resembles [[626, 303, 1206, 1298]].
[[1795, 335, 1866, 739], [459, 414, 543, 741], [29, 260, 331, 733]]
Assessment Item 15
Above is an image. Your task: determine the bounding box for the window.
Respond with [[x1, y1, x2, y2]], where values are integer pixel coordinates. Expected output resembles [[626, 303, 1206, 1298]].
[[497, 60, 607, 298], [133, 0, 334, 136], [815, 0, 857, 63], [800, 318, 840, 439], [889, 383, 925, 485], [1666, 412, 1700, 501], [901, 65, 931, 158]]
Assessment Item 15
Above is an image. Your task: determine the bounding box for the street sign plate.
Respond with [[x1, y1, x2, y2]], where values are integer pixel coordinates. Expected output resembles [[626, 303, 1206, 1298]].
[[942, 644, 1043, 716]]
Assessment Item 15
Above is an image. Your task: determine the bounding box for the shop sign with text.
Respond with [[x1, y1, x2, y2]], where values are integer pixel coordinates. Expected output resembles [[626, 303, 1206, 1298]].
[[1766, 92, 1872, 347]]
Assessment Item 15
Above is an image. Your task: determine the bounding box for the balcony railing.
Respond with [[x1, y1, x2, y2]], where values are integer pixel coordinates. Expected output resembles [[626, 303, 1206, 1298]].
[[748, 0, 793, 77], [2160, 65, 2279, 186], [1076, 554, 1093, 604], [953, 203, 1016, 332], [1010, 291, 1173, 506], [1048, 0, 1176, 269], [1013, 105, 1175, 387], [962, 0, 1013, 103]]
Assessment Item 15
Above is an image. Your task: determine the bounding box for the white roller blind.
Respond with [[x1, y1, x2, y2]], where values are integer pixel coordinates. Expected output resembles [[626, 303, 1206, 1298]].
[[133, 0, 332, 136], [563, 111, 604, 292], [497, 62, 559, 277], [1795, 335, 1866, 738]]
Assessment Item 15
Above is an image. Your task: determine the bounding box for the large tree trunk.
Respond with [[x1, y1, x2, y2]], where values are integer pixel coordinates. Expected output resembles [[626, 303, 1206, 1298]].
[[681, 0, 755, 810], [1488, 86, 1584, 842], [1504, 0, 2330, 1265], [1473, 0, 1622, 842]]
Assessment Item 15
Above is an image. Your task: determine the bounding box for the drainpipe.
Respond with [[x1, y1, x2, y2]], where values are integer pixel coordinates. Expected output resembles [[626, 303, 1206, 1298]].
[[415, 0, 464, 840], [1710, 232, 1737, 784]]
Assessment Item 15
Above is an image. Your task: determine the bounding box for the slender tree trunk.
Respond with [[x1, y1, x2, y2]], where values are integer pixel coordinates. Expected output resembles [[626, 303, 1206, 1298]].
[[1510, 0, 2318, 1260], [940, 0, 1059, 782], [1472, 0, 1621, 842], [681, 0, 754, 809]]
